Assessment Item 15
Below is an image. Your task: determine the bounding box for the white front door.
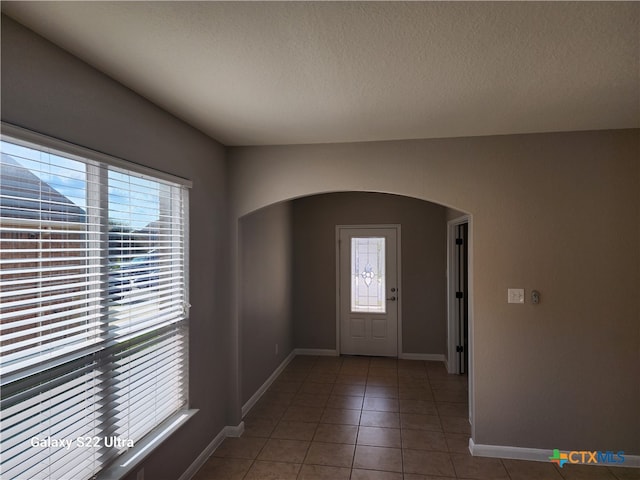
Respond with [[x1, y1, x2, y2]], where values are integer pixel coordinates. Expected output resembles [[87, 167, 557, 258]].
[[338, 226, 399, 356]]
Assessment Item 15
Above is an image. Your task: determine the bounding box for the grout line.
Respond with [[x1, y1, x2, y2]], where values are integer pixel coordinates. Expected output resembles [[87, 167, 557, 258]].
[[244, 355, 461, 480]]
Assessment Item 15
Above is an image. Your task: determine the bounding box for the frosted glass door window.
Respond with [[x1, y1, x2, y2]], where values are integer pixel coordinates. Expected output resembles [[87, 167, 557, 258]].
[[351, 237, 386, 313]]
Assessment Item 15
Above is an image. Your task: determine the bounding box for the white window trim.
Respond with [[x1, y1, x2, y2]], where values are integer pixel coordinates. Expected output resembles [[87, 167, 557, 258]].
[[0, 122, 193, 189], [1, 122, 195, 480]]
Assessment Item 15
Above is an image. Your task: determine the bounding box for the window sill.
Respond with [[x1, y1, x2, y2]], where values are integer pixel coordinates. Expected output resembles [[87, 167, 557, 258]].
[[96, 409, 198, 480]]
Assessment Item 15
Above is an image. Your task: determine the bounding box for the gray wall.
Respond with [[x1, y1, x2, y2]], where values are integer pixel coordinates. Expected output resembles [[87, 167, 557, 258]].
[[292, 192, 447, 355], [240, 202, 294, 405], [1, 16, 230, 480], [4, 9, 640, 477], [228, 130, 640, 454]]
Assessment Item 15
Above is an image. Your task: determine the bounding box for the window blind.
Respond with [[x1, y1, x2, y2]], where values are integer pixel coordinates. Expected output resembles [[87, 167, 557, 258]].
[[0, 133, 190, 480]]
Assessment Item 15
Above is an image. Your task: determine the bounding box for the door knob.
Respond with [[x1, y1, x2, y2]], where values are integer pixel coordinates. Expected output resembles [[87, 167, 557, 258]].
[[386, 296, 396, 301]]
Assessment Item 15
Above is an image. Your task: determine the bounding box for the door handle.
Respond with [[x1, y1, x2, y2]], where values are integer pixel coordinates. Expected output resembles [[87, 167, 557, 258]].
[[386, 296, 396, 301]]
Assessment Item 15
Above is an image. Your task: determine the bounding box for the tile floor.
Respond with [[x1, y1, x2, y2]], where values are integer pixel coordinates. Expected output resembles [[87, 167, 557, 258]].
[[193, 356, 639, 480]]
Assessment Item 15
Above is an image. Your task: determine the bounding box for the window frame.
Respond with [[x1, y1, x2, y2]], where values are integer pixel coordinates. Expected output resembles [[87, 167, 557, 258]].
[[0, 122, 196, 480]]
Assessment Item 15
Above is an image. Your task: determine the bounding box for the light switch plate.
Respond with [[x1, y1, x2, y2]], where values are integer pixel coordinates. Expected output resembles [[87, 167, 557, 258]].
[[508, 288, 525, 304]]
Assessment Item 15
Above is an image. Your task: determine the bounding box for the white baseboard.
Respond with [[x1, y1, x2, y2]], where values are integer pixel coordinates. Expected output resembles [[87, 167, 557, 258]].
[[399, 353, 446, 362], [241, 349, 297, 417], [224, 421, 245, 438], [178, 421, 244, 480], [295, 348, 338, 356], [470, 439, 640, 468]]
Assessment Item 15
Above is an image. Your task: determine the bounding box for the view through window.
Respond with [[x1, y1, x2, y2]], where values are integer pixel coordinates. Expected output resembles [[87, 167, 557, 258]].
[[0, 133, 189, 480]]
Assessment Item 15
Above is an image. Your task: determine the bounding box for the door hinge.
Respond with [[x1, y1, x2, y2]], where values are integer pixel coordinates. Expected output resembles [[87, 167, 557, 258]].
[[456, 292, 464, 299], [456, 238, 464, 245], [456, 345, 464, 353]]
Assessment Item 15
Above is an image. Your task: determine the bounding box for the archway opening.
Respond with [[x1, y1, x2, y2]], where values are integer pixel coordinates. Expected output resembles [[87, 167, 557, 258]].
[[237, 191, 473, 429]]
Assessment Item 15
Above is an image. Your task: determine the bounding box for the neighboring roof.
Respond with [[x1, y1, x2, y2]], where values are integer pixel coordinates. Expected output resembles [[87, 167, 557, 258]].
[[0, 153, 87, 223]]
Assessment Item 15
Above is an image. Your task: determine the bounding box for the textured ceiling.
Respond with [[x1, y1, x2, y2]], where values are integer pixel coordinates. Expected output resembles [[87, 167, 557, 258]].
[[2, 2, 639, 146]]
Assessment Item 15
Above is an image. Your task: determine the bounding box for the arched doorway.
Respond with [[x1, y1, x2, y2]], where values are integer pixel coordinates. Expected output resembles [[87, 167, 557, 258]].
[[235, 191, 474, 431]]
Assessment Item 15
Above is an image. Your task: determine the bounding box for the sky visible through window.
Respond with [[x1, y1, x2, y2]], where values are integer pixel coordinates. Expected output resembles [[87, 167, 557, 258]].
[[1, 140, 159, 230]]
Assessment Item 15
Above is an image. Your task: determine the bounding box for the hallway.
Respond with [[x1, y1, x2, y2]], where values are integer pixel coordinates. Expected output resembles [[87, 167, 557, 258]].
[[191, 355, 636, 479]]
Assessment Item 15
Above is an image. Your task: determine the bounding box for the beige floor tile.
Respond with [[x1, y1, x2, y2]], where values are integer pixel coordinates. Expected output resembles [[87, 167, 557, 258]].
[[435, 402, 468, 418], [401, 429, 448, 452], [370, 358, 398, 368], [364, 396, 400, 412], [357, 426, 402, 448], [367, 376, 399, 387], [304, 441, 356, 467], [402, 475, 457, 480], [192, 457, 253, 480], [366, 386, 400, 398], [557, 464, 619, 479], [278, 372, 309, 383], [400, 413, 442, 432], [314, 357, 343, 369], [243, 416, 279, 437], [243, 460, 301, 480], [333, 384, 367, 396], [398, 365, 427, 374], [398, 387, 434, 402], [321, 407, 362, 425], [352, 468, 403, 479], [327, 394, 364, 410], [399, 399, 438, 415], [354, 445, 403, 472], [311, 366, 342, 375], [342, 356, 371, 365], [397, 359, 425, 368], [398, 368, 428, 377], [502, 459, 564, 480], [246, 402, 287, 421], [292, 392, 329, 408], [398, 378, 430, 389], [270, 380, 303, 393], [444, 433, 470, 454], [336, 374, 367, 385], [403, 449, 456, 477], [313, 424, 358, 444], [297, 464, 351, 480], [300, 382, 334, 395], [258, 438, 310, 463], [450, 453, 509, 479], [340, 368, 370, 377], [439, 415, 470, 434], [429, 378, 468, 390], [608, 466, 640, 480], [369, 366, 399, 377], [361, 411, 401, 428], [306, 373, 338, 384], [212, 436, 267, 459], [433, 388, 468, 403], [282, 405, 324, 423], [239, 355, 478, 480], [271, 420, 318, 441], [261, 390, 297, 405], [425, 360, 447, 370]]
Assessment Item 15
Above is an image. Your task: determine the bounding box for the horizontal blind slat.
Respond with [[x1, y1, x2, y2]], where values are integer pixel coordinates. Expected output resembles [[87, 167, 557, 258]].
[[1, 132, 188, 480]]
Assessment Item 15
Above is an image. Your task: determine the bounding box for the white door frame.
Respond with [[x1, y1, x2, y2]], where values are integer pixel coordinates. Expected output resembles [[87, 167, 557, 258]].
[[446, 214, 474, 425], [336, 224, 402, 357]]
